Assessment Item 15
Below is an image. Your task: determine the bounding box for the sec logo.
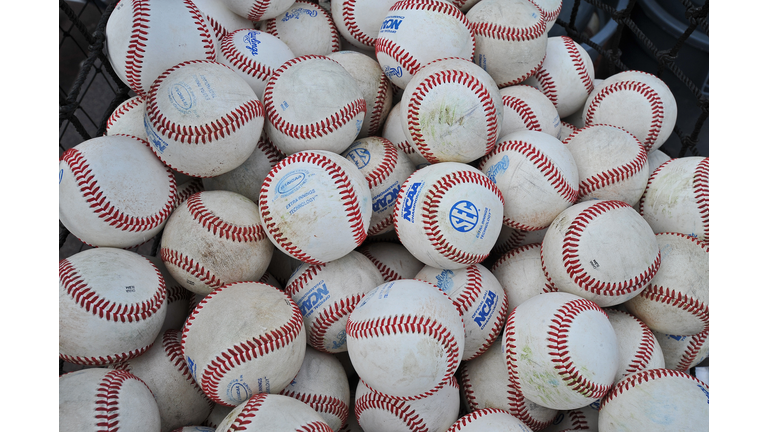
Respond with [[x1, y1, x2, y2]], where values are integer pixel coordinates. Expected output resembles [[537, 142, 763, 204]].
[[450, 200, 479, 232]]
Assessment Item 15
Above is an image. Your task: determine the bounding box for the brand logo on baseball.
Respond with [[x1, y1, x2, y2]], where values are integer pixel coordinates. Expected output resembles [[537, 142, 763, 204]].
[[486, 155, 509, 184], [383, 65, 403, 79], [243, 31, 262, 56], [380, 16, 404, 33], [450, 201, 479, 232], [297, 281, 331, 316], [345, 147, 371, 169], [372, 182, 400, 214], [282, 7, 317, 21], [276, 170, 309, 196], [169, 82, 196, 112], [144, 114, 169, 153], [227, 375, 252, 404], [471, 290, 498, 329], [331, 329, 347, 350], [435, 269, 455, 293], [401, 181, 424, 222]]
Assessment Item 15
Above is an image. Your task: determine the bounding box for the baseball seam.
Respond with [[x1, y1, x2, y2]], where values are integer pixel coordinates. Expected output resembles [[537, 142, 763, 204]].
[[185, 192, 268, 242], [600, 368, 707, 409], [358, 247, 403, 282], [563, 36, 594, 94], [531, 59, 558, 107], [694, 158, 710, 242], [341, 0, 375, 47], [309, 294, 364, 352], [637, 158, 673, 216], [220, 30, 278, 82], [675, 327, 709, 371], [280, 389, 349, 426], [450, 265, 483, 315], [174, 178, 204, 208], [227, 392, 267, 429], [160, 248, 225, 289], [367, 74, 392, 136], [447, 408, 511, 431], [502, 95, 543, 131], [469, 4, 546, 42], [506, 384, 553, 431], [490, 242, 541, 272], [105, 96, 144, 133], [247, 0, 270, 21], [355, 389, 428, 432], [637, 285, 709, 328], [615, 310, 660, 378], [94, 369, 154, 431]]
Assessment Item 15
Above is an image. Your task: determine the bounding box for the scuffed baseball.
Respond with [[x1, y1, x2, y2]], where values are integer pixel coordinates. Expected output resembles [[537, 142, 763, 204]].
[[261, 0, 341, 56]]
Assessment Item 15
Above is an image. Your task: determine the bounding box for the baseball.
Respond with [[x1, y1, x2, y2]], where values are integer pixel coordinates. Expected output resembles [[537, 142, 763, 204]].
[[216, 393, 333, 431], [259, 150, 373, 264], [346, 279, 465, 400], [653, 327, 710, 372], [498, 84, 562, 140], [490, 243, 556, 315], [181, 281, 307, 406], [59, 247, 167, 366], [59, 134, 177, 249], [263, 55, 367, 155], [393, 162, 504, 269], [380, 101, 431, 169], [220, 0, 296, 21], [447, 408, 535, 432], [192, 0, 255, 42], [356, 241, 425, 282], [400, 57, 503, 164], [160, 190, 275, 296], [105, 95, 146, 140], [261, 0, 341, 56], [604, 308, 666, 385], [540, 199, 661, 307]]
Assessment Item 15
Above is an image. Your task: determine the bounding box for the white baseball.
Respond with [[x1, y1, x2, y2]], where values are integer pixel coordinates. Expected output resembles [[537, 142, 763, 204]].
[[638, 156, 710, 243], [604, 309, 666, 385], [624, 232, 709, 335], [380, 101, 430, 169], [59, 248, 167, 366], [111, 329, 214, 431], [415, 264, 508, 361], [354, 377, 460, 432], [332, 0, 400, 50], [478, 130, 579, 232], [181, 281, 306, 406], [459, 338, 558, 431], [652, 327, 709, 372], [105, 0, 217, 97], [400, 57, 503, 164], [217, 29, 296, 100], [524, 36, 595, 118], [285, 251, 384, 353], [467, 0, 548, 87], [647, 148, 671, 173], [327, 50, 395, 138], [279, 346, 351, 431], [263, 55, 367, 155], [59, 368, 161, 432], [447, 408, 535, 432], [341, 137, 416, 236], [259, 150, 373, 264], [216, 393, 333, 431], [143, 60, 265, 178], [375, 0, 475, 89], [563, 123, 650, 206], [356, 241, 425, 282], [220, 0, 296, 21], [530, 0, 564, 32], [598, 369, 709, 432], [105, 95, 146, 140], [541, 199, 661, 307], [504, 292, 619, 410], [346, 279, 465, 400], [583, 70, 678, 153], [393, 162, 504, 269], [174, 178, 205, 209], [59, 135, 176, 249], [261, 0, 341, 56], [490, 243, 556, 316], [498, 84, 562, 140], [160, 190, 275, 296], [193, 0, 255, 42], [541, 405, 600, 432]]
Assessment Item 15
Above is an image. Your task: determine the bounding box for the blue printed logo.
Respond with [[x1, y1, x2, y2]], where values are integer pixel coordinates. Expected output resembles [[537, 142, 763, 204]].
[[282, 7, 318, 21], [471, 290, 498, 329], [169, 82, 195, 112], [435, 269, 454, 293], [486, 155, 509, 184], [698, 384, 709, 404], [243, 31, 262, 56], [297, 281, 331, 316], [276, 170, 309, 196], [380, 16, 404, 33], [346, 147, 371, 169], [227, 376, 252, 404], [383, 65, 403, 79], [59, 169, 63, 184], [401, 181, 424, 223], [331, 329, 347, 350], [144, 114, 169, 153], [372, 183, 400, 213], [186, 356, 197, 380], [450, 201, 479, 232], [589, 399, 601, 410]]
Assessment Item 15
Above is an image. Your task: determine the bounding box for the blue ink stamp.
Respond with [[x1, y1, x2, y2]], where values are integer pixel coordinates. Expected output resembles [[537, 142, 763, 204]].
[[59, 169, 63, 184], [471, 290, 498, 329], [372, 182, 400, 213], [486, 155, 509, 184], [297, 281, 331, 316], [243, 31, 262, 56], [401, 181, 424, 223], [168, 82, 195, 112], [435, 269, 454, 293], [383, 65, 403, 79], [330, 329, 347, 350], [144, 114, 169, 154], [282, 7, 317, 21], [226, 375, 252, 404], [345, 147, 371, 169], [276, 170, 309, 197], [450, 200, 479, 232], [257, 377, 270, 394], [186, 356, 197, 380], [379, 16, 404, 33]]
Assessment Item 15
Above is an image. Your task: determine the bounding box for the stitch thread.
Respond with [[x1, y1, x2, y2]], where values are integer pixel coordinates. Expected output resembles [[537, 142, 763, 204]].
[[600, 368, 707, 409], [94, 369, 155, 431], [185, 192, 267, 242], [502, 95, 542, 131], [160, 248, 225, 289], [279, 389, 348, 427]]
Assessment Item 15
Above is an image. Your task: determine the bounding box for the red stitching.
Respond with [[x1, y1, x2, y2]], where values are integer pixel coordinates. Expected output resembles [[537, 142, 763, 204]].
[[309, 294, 364, 352], [490, 242, 541, 272], [59, 257, 166, 323], [60, 345, 152, 366], [374, 37, 422, 78], [94, 369, 154, 431], [458, 363, 478, 411], [355, 388, 428, 432], [368, 214, 394, 237], [612, 310, 660, 378], [531, 60, 558, 106], [481, 139, 578, 207], [144, 60, 265, 145], [362, 138, 399, 189], [567, 409, 590, 429], [538, 0, 563, 23], [160, 329, 214, 408], [446, 408, 513, 431], [247, 0, 270, 21], [358, 246, 402, 282], [502, 95, 542, 131], [584, 79, 664, 152], [191, 287, 304, 406], [637, 285, 709, 328], [185, 192, 267, 242], [106, 96, 144, 133], [419, 169, 504, 265], [547, 299, 614, 399], [341, 0, 374, 47], [559, 200, 661, 296], [174, 178, 204, 208], [452, 265, 483, 315], [61, 147, 177, 234], [279, 389, 348, 426], [166, 283, 193, 304], [406, 69, 498, 164], [228, 393, 267, 430], [497, 54, 546, 88], [470, 9, 546, 42], [275, 1, 340, 52], [367, 73, 392, 136], [562, 36, 594, 94], [263, 55, 367, 140], [567, 124, 648, 200], [465, 290, 507, 361], [600, 368, 707, 409], [506, 384, 553, 430], [124, 0, 150, 96], [220, 30, 278, 82], [347, 314, 461, 400], [694, 158, 710, 242], [637, 158, 673, 216], [674, 327, 709, 371], [160, 248, 224, 289], [259, 152, 368, 264], [184, 0, 217, 58]]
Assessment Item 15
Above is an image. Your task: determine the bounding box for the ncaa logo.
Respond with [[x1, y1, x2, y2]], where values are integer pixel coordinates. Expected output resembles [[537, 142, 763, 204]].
[[450, 200, 479, 232]]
